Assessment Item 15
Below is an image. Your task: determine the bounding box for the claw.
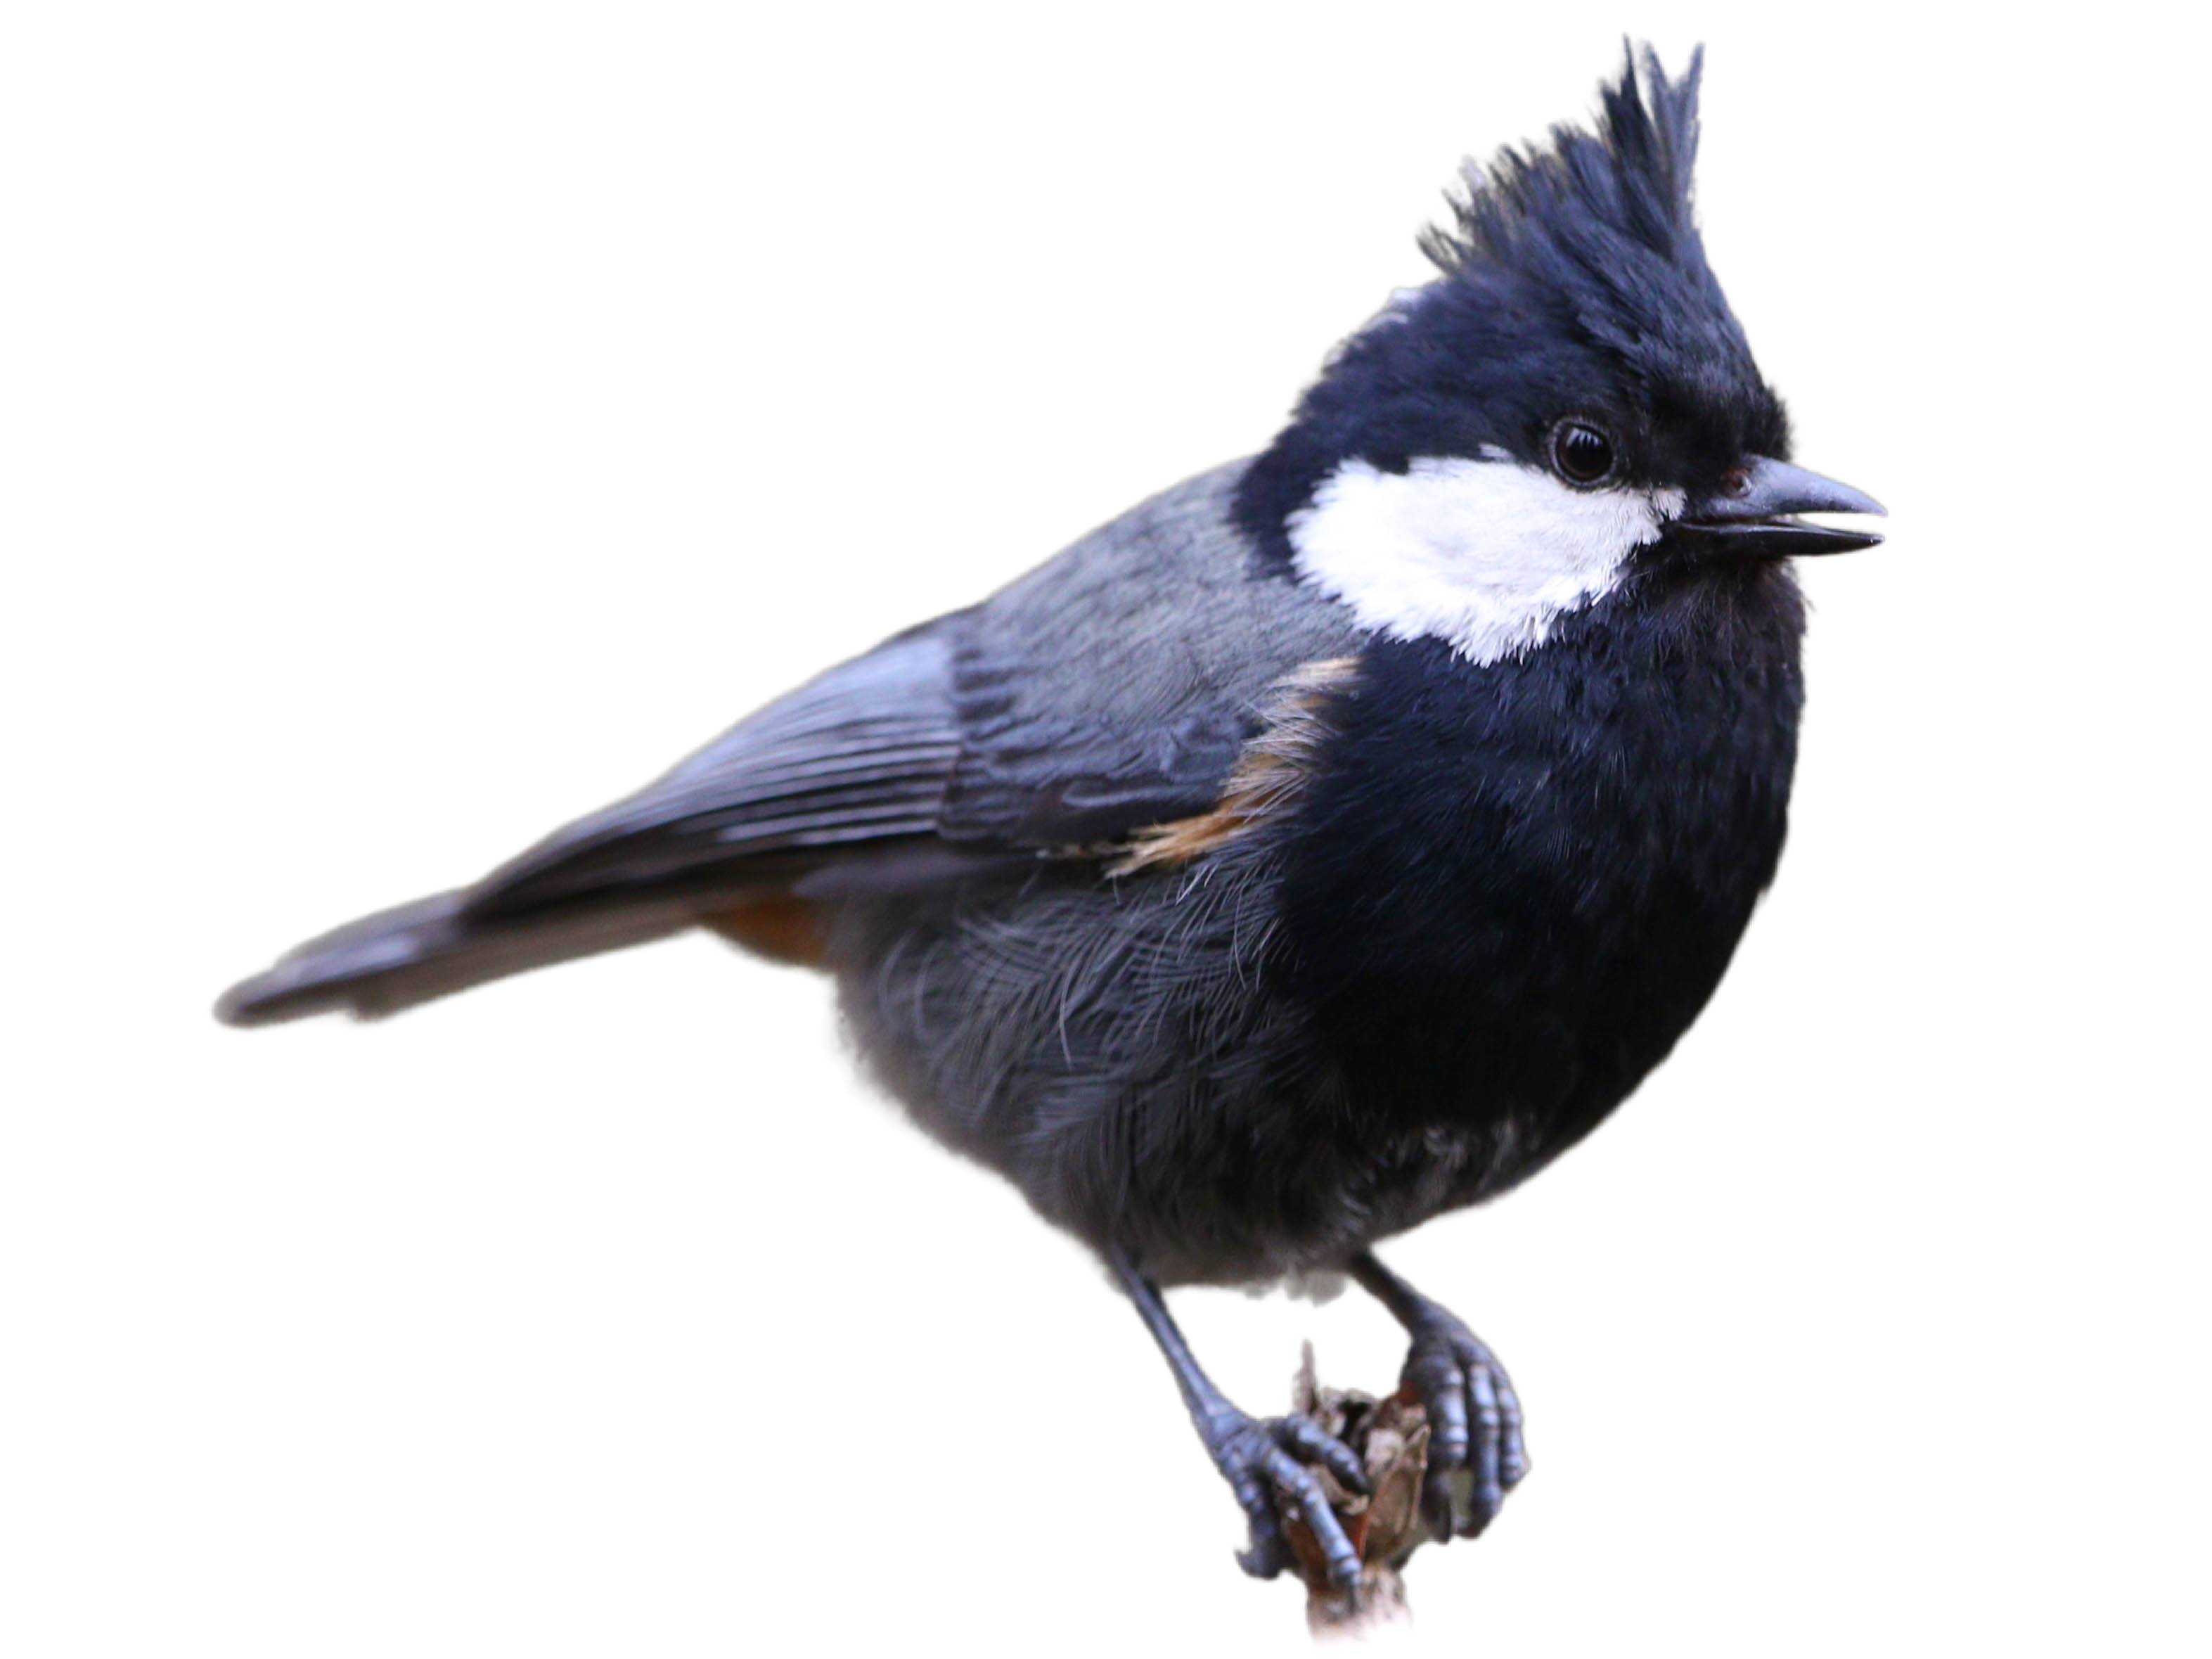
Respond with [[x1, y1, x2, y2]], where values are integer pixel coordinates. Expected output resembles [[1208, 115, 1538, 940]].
[[1230, 1469, 1292, 1580], [1235, 1535, 1288, 1580], [1396, 1313, 1528, 1542], [1209, 1411, 1367, 1590], [1111, 1251, 1380, 1592], [1275, 1412, 1372, 1496]]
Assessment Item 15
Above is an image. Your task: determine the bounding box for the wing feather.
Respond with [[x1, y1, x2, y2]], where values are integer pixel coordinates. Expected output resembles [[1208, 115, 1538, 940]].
[[466, 464, 1370, 914], [216, 463, 1370, 1025], [462, 626, 965, 916]]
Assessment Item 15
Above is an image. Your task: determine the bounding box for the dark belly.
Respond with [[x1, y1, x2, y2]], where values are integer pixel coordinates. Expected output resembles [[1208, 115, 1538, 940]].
[[837, 568, 1805, 1284], [1275, 570, 1805, 1198]]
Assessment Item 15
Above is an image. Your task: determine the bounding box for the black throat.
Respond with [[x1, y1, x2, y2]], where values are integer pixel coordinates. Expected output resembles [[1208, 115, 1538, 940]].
[[1275, 558, 1807, 1193]]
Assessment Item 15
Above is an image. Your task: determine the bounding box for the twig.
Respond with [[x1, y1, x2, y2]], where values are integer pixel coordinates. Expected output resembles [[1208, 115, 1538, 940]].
[[1275, 1343, 1435, 1638]]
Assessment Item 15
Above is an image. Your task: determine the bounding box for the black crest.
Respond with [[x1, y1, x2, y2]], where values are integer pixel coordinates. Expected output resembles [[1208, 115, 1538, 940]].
[[1239, 44, 1787, 567], [1420, 42, 1708, 309]]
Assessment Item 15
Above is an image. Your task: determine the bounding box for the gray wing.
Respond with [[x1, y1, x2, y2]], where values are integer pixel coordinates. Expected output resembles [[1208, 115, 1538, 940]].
[[472, 459, 1366, 909], [937, 461, 1368, 846], [465, 620, 970, 917], [217, 461, 1365, 1024]]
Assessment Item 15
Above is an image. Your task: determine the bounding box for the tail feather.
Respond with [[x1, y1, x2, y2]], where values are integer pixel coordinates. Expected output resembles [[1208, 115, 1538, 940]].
[[213, 889, 705, 1027], [217, 624, 969, 1029]]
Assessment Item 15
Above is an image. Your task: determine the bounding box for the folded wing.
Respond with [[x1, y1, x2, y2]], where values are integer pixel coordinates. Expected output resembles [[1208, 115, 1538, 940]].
[[216, 462, 1368, 1025]]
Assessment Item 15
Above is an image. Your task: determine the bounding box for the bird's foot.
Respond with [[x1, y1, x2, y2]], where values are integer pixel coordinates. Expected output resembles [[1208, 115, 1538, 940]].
[[1202, 1408, 1371, 1589], [1398, 1310, 1528, 1540]]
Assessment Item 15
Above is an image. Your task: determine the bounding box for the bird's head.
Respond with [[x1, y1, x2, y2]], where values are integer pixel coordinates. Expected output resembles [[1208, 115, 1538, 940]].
[[1236, 44, 1883, 665]]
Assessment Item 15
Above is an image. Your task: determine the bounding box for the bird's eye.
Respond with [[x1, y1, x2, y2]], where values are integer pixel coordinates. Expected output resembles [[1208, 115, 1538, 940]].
[[1549, 420, 1616, 486]]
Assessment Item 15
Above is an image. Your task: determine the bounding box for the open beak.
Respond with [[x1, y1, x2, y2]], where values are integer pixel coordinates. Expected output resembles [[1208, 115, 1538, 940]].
[[1667, 456, 1886, 559]]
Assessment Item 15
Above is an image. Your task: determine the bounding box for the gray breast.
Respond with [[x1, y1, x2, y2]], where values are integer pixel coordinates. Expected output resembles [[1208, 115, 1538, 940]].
[[824, 462, 1422, 1284]]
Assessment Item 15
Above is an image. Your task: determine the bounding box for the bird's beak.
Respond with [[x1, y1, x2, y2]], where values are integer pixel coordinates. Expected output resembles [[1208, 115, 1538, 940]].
[[1666, 456, 1886, 559]]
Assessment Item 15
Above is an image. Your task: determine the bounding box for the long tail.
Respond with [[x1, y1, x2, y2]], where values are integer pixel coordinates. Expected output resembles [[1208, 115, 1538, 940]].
[[215, 625, 975, 1028], [213, 889, 709, 1027]]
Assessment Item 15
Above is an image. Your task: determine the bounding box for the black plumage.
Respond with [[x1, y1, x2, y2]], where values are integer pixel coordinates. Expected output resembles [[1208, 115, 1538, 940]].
[[217, 45, 1881, 1590], [1238, 45, 1787, 565]]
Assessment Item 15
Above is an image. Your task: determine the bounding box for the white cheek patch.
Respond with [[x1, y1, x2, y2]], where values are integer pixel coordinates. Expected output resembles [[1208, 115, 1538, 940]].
[[1286, 453, 1684, 665]]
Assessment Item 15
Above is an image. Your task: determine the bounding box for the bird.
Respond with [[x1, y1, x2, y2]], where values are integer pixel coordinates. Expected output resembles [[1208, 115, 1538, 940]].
[[217, 45, 1883, 1591]]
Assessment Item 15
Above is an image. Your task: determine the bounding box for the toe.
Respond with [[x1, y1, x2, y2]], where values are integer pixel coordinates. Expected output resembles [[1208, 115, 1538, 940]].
[[1263, 1445, 1363, 1589], [1493, 1366, 1530, 1489], [1401, 1318, 1529, 1539], [1460, 1364, 1506, 1536], [1406, 1344, 1472, 1472], [1273, 1414, 1370, 1495]]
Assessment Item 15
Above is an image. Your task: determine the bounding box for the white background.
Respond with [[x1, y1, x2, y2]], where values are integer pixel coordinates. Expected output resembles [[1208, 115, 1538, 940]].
[[4, 5, 2207, 1654]]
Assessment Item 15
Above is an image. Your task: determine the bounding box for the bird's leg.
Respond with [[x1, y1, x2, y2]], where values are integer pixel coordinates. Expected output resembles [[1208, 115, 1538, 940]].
[[1107, 1245, 1369, 1588], [1349, 1249, 1529, 1540]]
